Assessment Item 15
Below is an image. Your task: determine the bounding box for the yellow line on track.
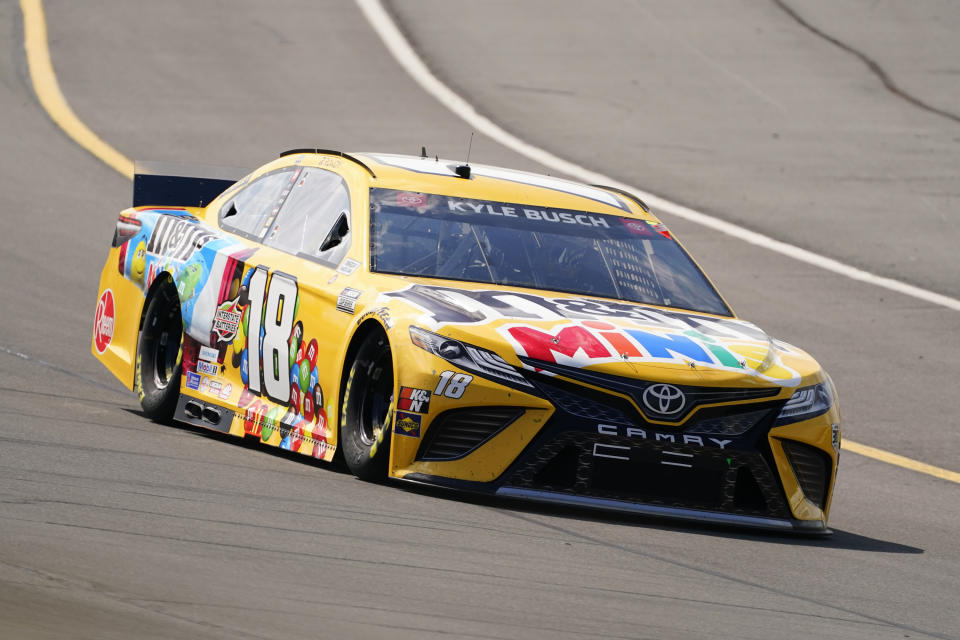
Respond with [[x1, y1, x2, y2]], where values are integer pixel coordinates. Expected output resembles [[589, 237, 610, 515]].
[[20, 0, 959, 488], [843, 440, 960, 484], [20, 0, 134, 179]]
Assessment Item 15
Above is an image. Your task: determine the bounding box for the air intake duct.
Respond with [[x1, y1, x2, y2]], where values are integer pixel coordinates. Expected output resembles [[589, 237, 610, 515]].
[[780, 439, 831, 509], [416, 407, 524, 461]]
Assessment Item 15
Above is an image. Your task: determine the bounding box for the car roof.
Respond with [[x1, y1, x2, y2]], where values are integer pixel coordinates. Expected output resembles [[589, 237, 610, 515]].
[[279, 149, 653, 219]]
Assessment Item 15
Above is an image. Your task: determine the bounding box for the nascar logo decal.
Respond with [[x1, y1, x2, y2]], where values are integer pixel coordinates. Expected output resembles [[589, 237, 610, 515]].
[[93, 289, 115, 354], [398, 387, 431, 413], [394, 411, 422, 438]]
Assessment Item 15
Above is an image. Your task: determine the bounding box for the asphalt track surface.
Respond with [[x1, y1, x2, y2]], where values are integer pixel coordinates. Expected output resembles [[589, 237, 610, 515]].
[[1, 1, 958, 638]]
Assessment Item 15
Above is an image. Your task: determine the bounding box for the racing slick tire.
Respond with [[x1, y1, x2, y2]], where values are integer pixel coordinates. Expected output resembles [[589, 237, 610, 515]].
[[340, 331, 394, 481], [135, 279, 183, 423]]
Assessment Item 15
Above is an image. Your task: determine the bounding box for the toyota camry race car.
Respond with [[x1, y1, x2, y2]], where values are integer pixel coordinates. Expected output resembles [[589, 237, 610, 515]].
[[92, 149, 841, 532]]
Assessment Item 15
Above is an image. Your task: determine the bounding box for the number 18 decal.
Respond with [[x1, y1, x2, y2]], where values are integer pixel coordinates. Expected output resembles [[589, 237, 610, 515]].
[[434, 371, 473, 399], [246, 267, 298, 403]]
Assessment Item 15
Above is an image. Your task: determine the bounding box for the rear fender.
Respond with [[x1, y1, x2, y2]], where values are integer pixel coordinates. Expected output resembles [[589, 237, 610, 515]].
[[93, 203, 221, 389], [91, 249, 148, 390]]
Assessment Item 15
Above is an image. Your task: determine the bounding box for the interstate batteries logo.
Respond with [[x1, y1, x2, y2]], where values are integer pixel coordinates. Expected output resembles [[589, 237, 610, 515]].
[[93, 289, 116, 354], [213, 298, 242, 342]]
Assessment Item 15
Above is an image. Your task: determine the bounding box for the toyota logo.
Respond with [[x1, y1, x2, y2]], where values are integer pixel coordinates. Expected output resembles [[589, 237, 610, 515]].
[[642, 384, 686, 416]]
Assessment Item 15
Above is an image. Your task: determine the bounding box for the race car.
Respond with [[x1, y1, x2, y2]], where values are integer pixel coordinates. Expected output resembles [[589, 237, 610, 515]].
[[92, 149, 841, 533]]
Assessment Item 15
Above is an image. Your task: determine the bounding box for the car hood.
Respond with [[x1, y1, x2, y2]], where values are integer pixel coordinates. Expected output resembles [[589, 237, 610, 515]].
[[379, 283, 818, 388]]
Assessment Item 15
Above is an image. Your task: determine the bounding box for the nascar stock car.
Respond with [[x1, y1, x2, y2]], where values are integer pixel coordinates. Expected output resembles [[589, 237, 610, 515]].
[[91, 149, 840, 532]]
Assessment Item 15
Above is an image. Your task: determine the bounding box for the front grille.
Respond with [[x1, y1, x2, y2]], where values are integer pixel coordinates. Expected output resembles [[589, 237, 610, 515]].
[[533, 373, 778, 438], [504, 431, 790, 519], [416, 407, 524, 461], [533, 376, 634, 425], [522, 357, 780, 423], [687, 408, 774, 436], [780, 439, 831, 509]]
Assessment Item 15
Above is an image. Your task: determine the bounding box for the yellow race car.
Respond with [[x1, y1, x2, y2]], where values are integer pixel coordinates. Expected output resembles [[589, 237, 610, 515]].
[[92, 149, 840, 533]]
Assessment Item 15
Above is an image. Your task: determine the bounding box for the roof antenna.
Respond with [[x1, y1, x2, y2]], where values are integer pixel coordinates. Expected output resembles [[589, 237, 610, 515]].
[[455, 132, 474, 179], [420, 145, 427, 159]]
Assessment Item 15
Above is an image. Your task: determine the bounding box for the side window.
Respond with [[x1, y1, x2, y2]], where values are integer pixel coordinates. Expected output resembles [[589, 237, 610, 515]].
[[264, 168, 351, 265], [219, 169, 297, 239]]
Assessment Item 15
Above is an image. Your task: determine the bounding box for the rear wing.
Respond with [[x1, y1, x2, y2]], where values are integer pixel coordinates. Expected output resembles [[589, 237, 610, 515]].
[[132, 161, 248, 208]]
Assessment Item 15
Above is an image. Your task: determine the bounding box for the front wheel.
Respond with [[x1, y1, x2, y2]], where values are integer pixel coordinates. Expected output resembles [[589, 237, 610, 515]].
[[135, 281, 182, 422], [340, 332, 394, 481]]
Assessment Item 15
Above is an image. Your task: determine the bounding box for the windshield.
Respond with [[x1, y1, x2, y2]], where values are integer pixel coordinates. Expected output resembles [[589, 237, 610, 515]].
[[369, 188, 731, 316]]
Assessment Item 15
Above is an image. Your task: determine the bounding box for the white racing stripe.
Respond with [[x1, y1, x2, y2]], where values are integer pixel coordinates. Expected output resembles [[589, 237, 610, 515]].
[[354, 0, 960, 313]]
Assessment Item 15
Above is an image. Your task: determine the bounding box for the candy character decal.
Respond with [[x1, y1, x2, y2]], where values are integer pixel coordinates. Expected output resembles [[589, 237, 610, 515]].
[[130, 240, 147, 284], [231, 266, 328, 458]]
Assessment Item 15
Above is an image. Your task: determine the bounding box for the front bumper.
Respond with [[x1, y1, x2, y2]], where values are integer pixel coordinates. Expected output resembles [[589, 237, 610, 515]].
[[393, 363, 838, 533]]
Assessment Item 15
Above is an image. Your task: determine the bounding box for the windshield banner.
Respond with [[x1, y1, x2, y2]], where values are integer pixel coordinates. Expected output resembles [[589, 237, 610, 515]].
[[370, 188, 657, 239]]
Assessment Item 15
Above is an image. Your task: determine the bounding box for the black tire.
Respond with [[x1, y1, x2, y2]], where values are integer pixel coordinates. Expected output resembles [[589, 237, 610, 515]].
[[340, 332, 394, 481], [135, 281, 183, 422]]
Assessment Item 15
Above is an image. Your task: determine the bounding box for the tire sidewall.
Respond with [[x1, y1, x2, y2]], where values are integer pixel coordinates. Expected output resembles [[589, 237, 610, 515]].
[[340, 333, 393, 481], [136, 283, 182, 422]]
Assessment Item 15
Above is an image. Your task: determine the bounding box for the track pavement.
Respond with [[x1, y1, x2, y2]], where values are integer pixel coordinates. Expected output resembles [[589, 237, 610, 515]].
[[0, 1, 957, 638]]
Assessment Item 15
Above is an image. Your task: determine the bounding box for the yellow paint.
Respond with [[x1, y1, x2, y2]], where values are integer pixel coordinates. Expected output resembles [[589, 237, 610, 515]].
[[844, 440, 960, 484], [20, 0, 134, 179], [768, 419, 839, 522], [91, 252, 147, 389]]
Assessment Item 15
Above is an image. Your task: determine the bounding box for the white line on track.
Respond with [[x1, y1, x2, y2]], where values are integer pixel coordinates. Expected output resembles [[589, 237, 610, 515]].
[[355, 0, 960, 313]]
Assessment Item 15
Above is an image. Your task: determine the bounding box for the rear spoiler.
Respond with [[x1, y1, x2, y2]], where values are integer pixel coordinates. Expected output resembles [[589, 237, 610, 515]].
[[132, 161, 248, 208]]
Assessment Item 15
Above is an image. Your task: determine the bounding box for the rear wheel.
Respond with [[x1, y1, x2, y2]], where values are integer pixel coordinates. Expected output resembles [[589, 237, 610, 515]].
[[340, 332, 394, 481], [135, 281, 182, 422]]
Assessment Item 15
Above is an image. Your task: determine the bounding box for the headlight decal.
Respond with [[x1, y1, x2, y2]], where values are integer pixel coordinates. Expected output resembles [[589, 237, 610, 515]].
[[410, 326, 532, 388], [774, 382, 833, 426]]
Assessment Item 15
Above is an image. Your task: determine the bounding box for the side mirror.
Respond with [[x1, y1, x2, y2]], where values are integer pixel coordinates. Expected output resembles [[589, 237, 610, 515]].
[[319, 212, 349, 252], [223, 202, 238, 218]]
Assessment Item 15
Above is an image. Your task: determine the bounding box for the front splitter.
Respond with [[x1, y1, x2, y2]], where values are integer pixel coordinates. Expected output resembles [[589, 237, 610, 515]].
[[495, 487, 830, 534]]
